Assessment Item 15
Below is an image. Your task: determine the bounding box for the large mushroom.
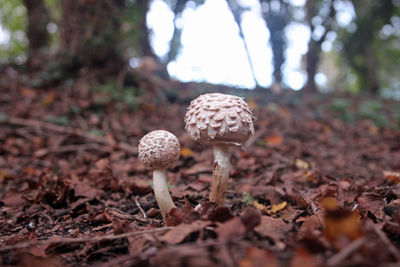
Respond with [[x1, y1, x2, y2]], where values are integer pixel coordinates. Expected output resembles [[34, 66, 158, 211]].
[[138, 130, 180, 219], [184, 93, 255, 205]]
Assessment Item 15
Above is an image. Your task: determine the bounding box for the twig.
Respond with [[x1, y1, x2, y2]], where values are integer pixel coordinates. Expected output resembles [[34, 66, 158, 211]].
[[2, 116, 137, 155], [371, 223, 400, 261], [135, 196, 148, 219], [34, 144, 110, 157], [326, 237, 366, 266], [0, 227, 172, 252]]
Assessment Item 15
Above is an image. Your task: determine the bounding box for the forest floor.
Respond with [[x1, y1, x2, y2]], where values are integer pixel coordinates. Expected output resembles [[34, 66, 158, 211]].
[[0, 68, 400, 266]]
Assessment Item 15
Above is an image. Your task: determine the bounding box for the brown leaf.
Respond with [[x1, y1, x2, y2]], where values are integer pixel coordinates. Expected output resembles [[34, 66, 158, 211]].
[[239, 247, 279, 267], [165, 207, 200, 226], [2, 190, 26, 207], [216, 217, 247, 241], [263, 135, 283, 146], [384, 171, 400, 184], [324, 208, 363, 247], [160, 221, 210, 244], [290, 247, 321, 267], [180, 147, 195, 157], [254, 216, 290, 242]]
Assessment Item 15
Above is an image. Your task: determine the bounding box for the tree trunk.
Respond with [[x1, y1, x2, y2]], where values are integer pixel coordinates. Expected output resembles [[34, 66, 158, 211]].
[[364, 46, 379, 94], [167, 0, 186, 63], [23, 0, 50, 67], [305, 41, 320, 93], [59, 0, 124, 73], [134, 0, 154, 58]]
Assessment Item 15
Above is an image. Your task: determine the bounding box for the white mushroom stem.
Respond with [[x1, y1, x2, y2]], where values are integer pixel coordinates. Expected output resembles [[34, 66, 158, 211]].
[[209, 144, 231, 205], [153, 168, 176, 219]]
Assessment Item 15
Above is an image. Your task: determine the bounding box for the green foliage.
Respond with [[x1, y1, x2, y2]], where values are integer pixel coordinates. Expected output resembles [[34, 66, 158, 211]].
[[88, 129, 104, 137], [0, 112, 8, 123], [0, 0, 27, 63], [45, 115, 69, 125], [94, 82, 142, 110], [328, 97, 399, 129], [329, 98, 353, 123], [241, 192, 256, 205], [334, 0, 400, 94], [358, 99, 390, 128]]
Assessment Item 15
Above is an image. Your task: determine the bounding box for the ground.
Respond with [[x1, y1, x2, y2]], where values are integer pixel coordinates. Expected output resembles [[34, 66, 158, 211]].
[[0, 68, 400, 266]]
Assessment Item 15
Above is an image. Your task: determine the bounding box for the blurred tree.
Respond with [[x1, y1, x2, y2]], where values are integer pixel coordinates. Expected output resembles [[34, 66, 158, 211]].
[[23, 0, 50, 68], [165, 0, 186, 63], [164, 0, 205, 64], [59, 0, 125, 73], [303, 0, 335, 92], [339, 0, 397, 94], [0, 0, 27, 63], [260, 0, 289, 91]]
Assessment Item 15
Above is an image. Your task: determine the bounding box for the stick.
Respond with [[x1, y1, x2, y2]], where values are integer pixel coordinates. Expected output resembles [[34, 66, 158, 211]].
[[0, 227, 172, 252], [326, 237, 366, 266], [34, 144, 110, 157], [371, 223, 400, 261], [135, 196, 148, 219], [2, 116, 137, 155]]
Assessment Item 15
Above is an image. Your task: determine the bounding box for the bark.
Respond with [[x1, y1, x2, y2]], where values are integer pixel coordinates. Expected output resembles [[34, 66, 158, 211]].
[[23, 0, 50, 66], [260, 0, 289, 86], [364, 46, 379, 94], [167, 0, 186, 63], [134, 0, 154, 58], [304, 0, 335, 93], [59, 0, 124, 73], [304, 41, 320, 93]]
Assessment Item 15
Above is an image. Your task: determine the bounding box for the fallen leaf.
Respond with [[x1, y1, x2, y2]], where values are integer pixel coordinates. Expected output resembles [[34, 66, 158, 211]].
[[216, 217, 247, 241], [239, 247, 279, 267], [295, 159, 310, 170], [2, 190, 26, 207], [42, 92, 55, 107], [160, 220, 210, 244], [270, 201, 287, 213], [254, 216, 290, 242], [247, 98, 258, 109], [384, 171, 400, 184], [180, 147, 195, 157], [290, 247, 320, 267], [324, 208, 363, 246], [263, 135, 283, 146], [252, 200, 287, 215]]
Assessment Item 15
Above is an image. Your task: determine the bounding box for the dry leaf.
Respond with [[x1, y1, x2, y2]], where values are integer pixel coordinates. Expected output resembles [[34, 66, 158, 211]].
[[263, 135, 283, 146], [42, 92, 55, 107], [180, 147, 195, 157], [384, 171, 400, 184], [239, 247, 279, 267], [252, 200, 287, 215], [160, 221, 210, 244], [295, 159, 310, 170]]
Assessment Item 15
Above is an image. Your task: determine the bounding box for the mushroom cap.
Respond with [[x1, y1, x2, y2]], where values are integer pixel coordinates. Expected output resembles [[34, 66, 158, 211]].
[[184, 93, 255, 146], [138, 130, 180, 169]]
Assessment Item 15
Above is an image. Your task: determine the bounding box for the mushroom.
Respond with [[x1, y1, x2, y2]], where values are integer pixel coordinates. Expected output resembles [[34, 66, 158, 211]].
[[184, 93, 255, 205], [138, 130, 180, 219]]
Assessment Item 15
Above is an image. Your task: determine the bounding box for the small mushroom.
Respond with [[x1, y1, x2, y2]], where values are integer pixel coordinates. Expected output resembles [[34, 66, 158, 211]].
[[184, 93, 255, 205], [138, 130, 180, 219]]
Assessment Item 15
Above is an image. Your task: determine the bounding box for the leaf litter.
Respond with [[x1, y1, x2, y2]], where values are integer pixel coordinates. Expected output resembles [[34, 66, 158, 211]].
[[0, 76, 400, 266]]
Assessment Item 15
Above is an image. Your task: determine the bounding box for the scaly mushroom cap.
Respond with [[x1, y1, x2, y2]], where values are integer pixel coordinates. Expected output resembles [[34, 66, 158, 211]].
[[138, 130, 180, 169], [184, 93, 255, 146]]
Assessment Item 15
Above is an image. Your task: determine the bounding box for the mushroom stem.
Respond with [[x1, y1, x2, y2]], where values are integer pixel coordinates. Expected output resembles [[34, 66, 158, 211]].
[[153, 168, 176, 219], [209, 144, 231, 205]]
